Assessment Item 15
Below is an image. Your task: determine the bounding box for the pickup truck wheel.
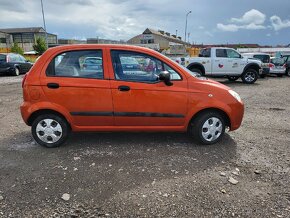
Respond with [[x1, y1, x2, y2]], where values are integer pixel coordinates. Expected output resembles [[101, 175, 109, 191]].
[[189, 111, 225, 145], [227, 76, 239, 81], [241, 69, 258, 84], [189, 68, 202, 75], [31, 114, 70, 148], [285, 69, 290, 76]]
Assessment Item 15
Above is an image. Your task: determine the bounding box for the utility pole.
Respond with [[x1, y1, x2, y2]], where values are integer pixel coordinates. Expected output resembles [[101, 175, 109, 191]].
[[40, 0, 48, 48], [185, 11, 191, 42]]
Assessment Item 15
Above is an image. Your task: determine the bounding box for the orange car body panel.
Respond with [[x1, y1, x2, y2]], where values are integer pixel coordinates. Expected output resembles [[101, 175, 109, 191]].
[[20, 44, 244, 132]]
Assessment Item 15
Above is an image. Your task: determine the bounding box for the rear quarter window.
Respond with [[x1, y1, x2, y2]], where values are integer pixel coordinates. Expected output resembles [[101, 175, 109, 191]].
[[46, 50, 104, 79]]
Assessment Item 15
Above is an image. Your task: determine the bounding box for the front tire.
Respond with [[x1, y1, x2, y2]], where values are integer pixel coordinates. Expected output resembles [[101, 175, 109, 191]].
[[286, 69, 290, 77], [13, 67, 20, 76], [241, 69, 258, 84], [189, 111, 225, 145], [31, 114, 70, 148]]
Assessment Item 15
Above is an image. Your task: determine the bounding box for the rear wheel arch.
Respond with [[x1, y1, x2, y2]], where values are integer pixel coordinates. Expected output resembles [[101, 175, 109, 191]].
[[187, 63, 205, 75], [27, 109, 71, 128]]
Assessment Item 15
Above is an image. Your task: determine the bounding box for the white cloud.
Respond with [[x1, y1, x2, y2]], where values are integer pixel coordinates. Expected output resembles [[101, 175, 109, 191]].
[[270, 15, 290, 31], [231, 9, 266, 25], [217, 23, 239, 32], [217, 9, 266, 32]]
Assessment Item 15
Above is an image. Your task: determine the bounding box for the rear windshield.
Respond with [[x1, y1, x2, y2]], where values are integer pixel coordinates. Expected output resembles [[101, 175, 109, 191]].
[[253, 55, 270, 63], [0, 54, 6, 62]]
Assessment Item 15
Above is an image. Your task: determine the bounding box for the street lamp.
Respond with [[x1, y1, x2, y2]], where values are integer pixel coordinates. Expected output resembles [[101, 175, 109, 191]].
[[184, 11, 191, 43], [40, 0, 48, 48]]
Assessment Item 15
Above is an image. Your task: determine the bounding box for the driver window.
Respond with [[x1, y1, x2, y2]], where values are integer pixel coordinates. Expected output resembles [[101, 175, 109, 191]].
[[111, 51, 162, 83], [226, 49, 241, 58]]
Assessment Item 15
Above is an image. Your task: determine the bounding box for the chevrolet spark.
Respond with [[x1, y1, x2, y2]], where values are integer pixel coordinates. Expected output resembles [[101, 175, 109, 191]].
[[20, 45, 244, 148]]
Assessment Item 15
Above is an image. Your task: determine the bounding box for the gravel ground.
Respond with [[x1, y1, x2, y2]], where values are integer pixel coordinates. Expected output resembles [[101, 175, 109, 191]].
[[0, 75, 289, 217]]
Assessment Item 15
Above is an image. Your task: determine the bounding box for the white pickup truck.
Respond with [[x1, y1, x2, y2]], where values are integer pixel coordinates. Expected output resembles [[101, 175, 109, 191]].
[[176, 47, 262, 84]]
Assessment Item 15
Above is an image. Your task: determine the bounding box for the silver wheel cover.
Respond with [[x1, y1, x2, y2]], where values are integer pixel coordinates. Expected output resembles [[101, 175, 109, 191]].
[[201, 117, 223, 142], [36, 119, 63, 144], [244, 71, 255, 82]]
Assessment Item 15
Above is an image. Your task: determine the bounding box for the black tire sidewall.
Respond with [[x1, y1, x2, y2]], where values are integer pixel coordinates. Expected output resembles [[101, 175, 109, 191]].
[[190, 112, 225, 145], [31, 114, 70, 148], [241, 69, 258, 84], [189, 68, 202, 75]]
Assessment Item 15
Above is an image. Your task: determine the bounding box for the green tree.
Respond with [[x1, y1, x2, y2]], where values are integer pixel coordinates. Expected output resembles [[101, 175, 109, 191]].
[[33, 37, 47, 54], [10, 43, 24, 55]]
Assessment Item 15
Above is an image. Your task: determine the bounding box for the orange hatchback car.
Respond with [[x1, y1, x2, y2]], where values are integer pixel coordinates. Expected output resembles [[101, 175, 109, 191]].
[[20, 45, 244, 148]]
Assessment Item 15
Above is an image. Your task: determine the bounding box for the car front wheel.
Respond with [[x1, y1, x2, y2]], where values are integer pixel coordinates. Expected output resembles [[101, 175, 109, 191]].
[[31, 114, 70, 148], [241, 69, 258, 84], [189, 111, 225, 145], [13, 67, 20, 76]]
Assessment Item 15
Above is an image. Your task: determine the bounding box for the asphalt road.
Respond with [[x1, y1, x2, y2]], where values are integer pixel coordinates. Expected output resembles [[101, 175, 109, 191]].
[[0, 75, 289, 217]]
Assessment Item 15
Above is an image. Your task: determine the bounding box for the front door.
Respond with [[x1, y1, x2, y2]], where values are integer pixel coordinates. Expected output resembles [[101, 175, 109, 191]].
[[40, 49, 114, 127], [109, 50, 188, 127]]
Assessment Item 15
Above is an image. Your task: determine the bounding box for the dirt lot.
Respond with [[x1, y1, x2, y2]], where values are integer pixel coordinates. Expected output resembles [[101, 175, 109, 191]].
[[0, 75, 289, 217]]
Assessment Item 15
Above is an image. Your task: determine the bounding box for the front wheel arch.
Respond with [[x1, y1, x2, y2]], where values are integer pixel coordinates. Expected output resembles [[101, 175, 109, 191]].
[[187, 108, 230, 131]]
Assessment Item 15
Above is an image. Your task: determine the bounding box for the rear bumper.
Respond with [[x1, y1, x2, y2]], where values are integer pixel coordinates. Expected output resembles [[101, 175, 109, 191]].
[[20, 101, 31, 125]]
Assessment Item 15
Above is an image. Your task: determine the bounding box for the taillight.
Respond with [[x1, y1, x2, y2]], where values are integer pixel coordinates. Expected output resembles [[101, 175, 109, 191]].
[[283, 64, 286, 68], [6, 55, 9, 63], [269, 63, 274, 68], [22, 74, 27, 88]]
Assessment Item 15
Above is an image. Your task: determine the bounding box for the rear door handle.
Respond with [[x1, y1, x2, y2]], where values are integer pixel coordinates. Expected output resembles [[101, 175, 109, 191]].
[[47, 83, 59, 89], [118, 85, 130, 91]]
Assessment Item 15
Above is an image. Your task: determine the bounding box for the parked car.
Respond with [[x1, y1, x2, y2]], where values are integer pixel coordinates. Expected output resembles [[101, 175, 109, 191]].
[[281, 55, 290, 76], [20, 45, 244, 148], [242, 53, 270, 78], [0, 53, 33, 76], [83, 57, 103, 71], [269, 57, 286, 76], [175, 47, 262, 84]]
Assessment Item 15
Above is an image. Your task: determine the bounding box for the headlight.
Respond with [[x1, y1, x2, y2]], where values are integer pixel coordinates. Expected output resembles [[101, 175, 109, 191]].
[[228, 90, 242, 102]]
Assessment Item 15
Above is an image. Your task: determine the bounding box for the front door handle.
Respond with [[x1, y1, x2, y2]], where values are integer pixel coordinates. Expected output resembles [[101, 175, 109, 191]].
[[47, 83, 59, 89], [118, 85, 130, 91]]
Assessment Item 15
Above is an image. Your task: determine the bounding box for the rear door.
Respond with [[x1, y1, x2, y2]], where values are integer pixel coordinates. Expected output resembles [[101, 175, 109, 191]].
[[109, 49, 188, 127], [18, 55, 31, 73], [40, 49, 114, 127]]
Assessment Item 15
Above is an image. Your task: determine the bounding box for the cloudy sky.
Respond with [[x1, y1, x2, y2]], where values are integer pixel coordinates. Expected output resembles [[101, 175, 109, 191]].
[[0, 0, 290, 45]]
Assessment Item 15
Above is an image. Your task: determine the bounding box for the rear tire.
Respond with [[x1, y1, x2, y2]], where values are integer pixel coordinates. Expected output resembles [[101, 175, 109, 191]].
[[189, 111, 225, 145], [31, 114, 70, 148], [241, 69, 258, 84], [189, 67, 202, 75], [286, 69, 290, 77]]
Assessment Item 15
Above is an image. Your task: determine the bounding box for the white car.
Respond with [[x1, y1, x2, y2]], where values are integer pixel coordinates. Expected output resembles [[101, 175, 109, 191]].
[[269, 57, 286, 76]]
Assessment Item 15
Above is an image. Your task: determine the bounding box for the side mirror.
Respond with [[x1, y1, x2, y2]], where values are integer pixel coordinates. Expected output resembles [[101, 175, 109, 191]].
[[159, 71, 173, 86]]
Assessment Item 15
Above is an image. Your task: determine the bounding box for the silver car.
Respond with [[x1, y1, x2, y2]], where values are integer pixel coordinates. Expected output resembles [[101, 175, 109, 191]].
[[269, 57, 286, 77]]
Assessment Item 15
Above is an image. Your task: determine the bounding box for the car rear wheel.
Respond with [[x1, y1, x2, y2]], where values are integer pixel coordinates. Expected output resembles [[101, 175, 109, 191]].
[[189, 111, 225, 145], [13, 67, 20, 76], [227, 76, 239, 81], [241, 69, 258, 84], [31, 114, 70, 148], [285, 70, 290, 77], [189, 67, 202, 75]]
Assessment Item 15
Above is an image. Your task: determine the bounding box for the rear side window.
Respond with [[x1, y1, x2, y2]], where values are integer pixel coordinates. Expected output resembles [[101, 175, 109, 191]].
[[199, 48, 211, 57], [253, 55, 270, 63], [0, 54, 6, 62], [216, 49, 227, 58], [46, 50, 103, 79]]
